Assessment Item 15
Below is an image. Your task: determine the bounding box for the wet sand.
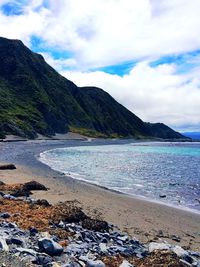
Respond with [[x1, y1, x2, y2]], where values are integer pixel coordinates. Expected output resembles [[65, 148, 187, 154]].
[[0, 139, 199, 251]]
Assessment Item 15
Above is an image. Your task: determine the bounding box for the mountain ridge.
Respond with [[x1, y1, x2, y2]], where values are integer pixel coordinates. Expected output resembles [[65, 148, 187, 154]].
[[0, 37, 186, 140]]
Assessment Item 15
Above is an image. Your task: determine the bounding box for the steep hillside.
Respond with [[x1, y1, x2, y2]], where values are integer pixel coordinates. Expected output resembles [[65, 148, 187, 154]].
[[0, 37, 186, 140]]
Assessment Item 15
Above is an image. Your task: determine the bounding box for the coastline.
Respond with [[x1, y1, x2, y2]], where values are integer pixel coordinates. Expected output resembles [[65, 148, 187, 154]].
[[0, 139, 200, 251]]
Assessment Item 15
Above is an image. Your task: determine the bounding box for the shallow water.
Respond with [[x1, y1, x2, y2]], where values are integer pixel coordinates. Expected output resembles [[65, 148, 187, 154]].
[[40, 142, 200, 211]]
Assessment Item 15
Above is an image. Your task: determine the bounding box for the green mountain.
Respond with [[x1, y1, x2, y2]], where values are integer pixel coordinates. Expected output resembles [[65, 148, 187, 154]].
[[0, 37, 185, 140]]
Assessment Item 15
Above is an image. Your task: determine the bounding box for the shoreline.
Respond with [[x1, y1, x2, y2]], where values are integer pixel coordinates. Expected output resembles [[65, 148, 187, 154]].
[[0, 139, 200, 251], [39, 155, 200, 216]]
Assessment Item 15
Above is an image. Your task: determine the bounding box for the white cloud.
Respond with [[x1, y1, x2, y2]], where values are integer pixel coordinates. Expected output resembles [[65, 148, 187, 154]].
[[60, 62, 200, 131], [0, 0, 200, 68]]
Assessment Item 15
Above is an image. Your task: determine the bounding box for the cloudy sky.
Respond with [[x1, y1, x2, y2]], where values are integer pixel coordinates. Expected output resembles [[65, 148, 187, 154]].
[[0, 0, 200, 132]]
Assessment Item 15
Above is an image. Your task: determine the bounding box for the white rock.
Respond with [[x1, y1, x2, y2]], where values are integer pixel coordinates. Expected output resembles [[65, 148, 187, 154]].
[[172, 246, 188, 257], [149, 242, 171, 252], [99, 243, 107, 253], [119, 260, 134, 267], [0, 237, 9, 251]]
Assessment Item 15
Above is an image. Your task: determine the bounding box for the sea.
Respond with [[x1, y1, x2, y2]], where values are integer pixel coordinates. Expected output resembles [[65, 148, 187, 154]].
[[39, 142, 200, 213]]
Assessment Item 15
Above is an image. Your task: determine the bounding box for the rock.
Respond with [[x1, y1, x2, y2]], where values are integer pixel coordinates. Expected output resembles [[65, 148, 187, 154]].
[[7, 222, 17, 228], [23, 181, 48, 191], [29, 227, 38, 236], [87, 260, 105, 267], [10, 237, 24, 246], [3, 194, 16, 200], [0, 238, 9, 251], [0, 181, 5, 185], [119, 260, 134, 267], [172, 246, 188, 258], [15, 247, 37, 257], [117, 235, 129, 242], [0, 212, 10, 219], [52, 263, 62, 267], [99, 243, 107, 254], [148, 242, 171, 252], [63, 263, 81, 267], [35, 254, 52, 266], [179, 259, 192, 267], [12, 188, 30, 197], [0, 164, 16, 170], [171, 235, 181, 242], [36, 199, 51, 207], [159, 194, 166, 198], [38, 238, 64, 256]]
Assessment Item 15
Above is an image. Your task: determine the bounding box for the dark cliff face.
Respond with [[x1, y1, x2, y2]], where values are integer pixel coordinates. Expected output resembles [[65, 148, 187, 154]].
[[0, 37, 186, 139]]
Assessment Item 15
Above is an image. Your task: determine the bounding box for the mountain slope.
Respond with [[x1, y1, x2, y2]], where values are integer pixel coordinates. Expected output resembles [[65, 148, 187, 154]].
[[0, 37, 185, 139]]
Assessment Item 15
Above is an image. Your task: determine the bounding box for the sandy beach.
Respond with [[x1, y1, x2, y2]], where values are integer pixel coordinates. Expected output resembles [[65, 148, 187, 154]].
[[0, 139, 199, 251]]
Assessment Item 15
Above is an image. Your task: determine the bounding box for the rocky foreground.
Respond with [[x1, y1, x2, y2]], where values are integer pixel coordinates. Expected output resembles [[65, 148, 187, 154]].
[[0, 180, 199, 267]]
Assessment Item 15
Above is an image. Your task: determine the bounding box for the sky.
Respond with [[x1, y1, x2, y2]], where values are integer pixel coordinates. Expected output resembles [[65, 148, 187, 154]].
[[0, 0, 200, 132]]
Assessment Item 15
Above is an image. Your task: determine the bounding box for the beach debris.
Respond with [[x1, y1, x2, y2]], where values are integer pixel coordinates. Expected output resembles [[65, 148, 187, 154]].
[[0, 164, 16, 170], [0, 186, 198, 266], [82, 218, 109, 232], [52, 201, 87, 223]]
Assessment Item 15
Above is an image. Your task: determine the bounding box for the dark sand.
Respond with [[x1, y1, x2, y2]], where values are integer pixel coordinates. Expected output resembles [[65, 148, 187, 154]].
[[0, 139, 199, 251]]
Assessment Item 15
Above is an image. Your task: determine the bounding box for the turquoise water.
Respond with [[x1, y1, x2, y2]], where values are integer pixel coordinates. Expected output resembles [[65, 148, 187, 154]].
[[40, 142, 200, 212]]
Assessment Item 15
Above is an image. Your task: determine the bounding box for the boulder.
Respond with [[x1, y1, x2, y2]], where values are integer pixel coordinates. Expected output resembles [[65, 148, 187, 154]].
[[0, 164, 16, 170], [38, 238, 63, 256]]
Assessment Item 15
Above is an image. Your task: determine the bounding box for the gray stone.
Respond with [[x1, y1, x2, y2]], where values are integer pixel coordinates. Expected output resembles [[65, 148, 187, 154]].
[[3, 194, 16, 200], [38, 238, 63, 256], [11, 237, 24, 246], [179, 259, 192, 266], [0, 212, 10, 219], [99, 243, 107, 253], [35, 253, 53, 266], [0, 237, 9, 251], [87, 260, 105, 267], [148, 242, 171, 252], [15, 247, 37, 257], [172, 246, 188, 258], [117, 235, 129, 242]]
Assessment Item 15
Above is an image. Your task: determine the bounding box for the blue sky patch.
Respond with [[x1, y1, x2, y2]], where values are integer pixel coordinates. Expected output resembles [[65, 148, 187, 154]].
[[150, 50, 200, 73], [96, 61, 137, 76], [1, 0, 29, 16], [31, 35, 73, 60]]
